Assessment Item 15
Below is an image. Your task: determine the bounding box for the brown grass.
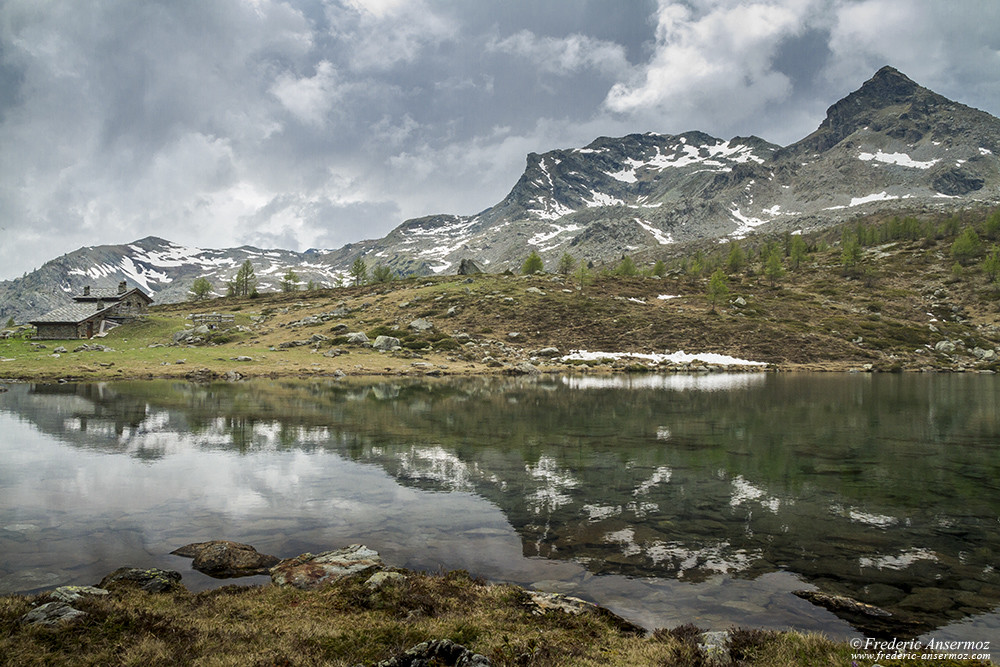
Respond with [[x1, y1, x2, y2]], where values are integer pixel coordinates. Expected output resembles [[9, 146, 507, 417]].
[[3, 571, 992, 666]]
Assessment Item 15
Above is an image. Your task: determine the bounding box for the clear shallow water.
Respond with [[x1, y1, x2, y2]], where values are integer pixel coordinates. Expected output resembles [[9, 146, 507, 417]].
[[0, 374, 998, 643]]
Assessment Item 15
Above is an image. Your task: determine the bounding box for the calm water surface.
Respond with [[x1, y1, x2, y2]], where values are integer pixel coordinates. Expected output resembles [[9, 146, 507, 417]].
[[1, 373, 998, 643]]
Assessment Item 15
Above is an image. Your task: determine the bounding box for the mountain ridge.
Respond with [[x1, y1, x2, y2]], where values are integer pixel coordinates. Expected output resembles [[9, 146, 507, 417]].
[[3, 66, 1000, 323]]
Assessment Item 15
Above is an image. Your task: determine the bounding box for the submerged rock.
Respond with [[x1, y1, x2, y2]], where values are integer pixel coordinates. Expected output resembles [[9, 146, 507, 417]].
[[792, 589, 929, 638], [271, 544, 383, 590], [793, 590, 890, 617], [171, 540, 280, 578]]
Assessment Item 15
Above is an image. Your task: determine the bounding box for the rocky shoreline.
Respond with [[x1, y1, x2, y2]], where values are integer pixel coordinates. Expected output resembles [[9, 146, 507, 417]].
[[0, 540, 991, 667]]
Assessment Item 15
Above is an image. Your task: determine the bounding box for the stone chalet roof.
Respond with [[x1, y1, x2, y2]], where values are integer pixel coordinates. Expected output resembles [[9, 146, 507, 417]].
[[31, 302, 117, 325], [75, 287, 153, 303]]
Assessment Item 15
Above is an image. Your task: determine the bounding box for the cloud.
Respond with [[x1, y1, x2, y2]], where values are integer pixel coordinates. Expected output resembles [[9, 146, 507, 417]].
[[326, 0, 458, 71], [824, 0, 1000, 108], [488, 30, 630, 77], [603, 0, 817, 134], [270, 60, 341, 127], [240, 195, 401, 250]]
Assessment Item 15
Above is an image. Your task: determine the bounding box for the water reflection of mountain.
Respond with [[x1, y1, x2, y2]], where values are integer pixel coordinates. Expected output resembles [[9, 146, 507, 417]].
[[2, 375, 998, 634]]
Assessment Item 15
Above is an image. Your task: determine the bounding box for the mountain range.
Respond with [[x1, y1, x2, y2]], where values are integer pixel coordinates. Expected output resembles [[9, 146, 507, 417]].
[[3, 66, 999, 323]]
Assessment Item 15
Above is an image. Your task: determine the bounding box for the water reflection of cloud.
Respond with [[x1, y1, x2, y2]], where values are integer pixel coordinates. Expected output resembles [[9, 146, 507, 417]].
[[396, 445, 476, 492], [561, 373, 767, 392]]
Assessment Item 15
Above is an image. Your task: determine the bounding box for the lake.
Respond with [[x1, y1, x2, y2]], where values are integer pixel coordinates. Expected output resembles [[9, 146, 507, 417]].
[[1, 373, 997, 643]]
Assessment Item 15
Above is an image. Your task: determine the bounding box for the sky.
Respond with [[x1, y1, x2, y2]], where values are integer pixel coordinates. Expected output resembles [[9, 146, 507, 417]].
[[2, 0, 999, 280]]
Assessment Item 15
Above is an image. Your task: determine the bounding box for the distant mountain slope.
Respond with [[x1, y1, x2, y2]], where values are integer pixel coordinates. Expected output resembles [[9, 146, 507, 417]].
[[3, 66, 999, 323], [360, 66, 1000, 273], [0, 238, 347, 323]]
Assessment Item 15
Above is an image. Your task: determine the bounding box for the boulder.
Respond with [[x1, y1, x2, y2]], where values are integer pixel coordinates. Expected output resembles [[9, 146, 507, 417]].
[[98, 567, 182, 593], [373, 335, 401, 351], [49, 585, 109, 604], [345, 332, 370, 345], [503, 362, 541, 376], [171, 540, 280, 578], [457, 258, 485, 275], [278, 340, 311, 349], [376, 639, 491, 667], [270, 544, 383, 590], [365, 571, 406, 590], [533, 347, 560, 358], [527, 591, 643, 635], [20, 601, 87, 627], [408, 318, 433, 332], [934, 340, 957, 354]]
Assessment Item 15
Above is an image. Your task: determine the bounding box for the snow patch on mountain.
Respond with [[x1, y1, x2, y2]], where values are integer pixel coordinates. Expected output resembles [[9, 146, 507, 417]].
[[858, 150, 939, 169], [584, 191, 625, 208], [729, 206, 770, 238], [529, 223, 583, 249], [118, 257, 172, 292], [528, 197, 575, 221], [634, 219, 673, 245]]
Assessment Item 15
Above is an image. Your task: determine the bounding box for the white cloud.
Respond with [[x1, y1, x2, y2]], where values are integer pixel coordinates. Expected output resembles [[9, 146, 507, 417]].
[[604, 0, 816, 128], [271, 60, 340, 126], [824, 0, 1000, 100], [327, 0, 457, 71], [488, 30, 630, 77]]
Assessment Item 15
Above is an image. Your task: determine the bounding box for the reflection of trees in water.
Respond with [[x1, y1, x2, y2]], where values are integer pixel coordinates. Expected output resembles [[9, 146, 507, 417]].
[[3, 375, 999, 631]]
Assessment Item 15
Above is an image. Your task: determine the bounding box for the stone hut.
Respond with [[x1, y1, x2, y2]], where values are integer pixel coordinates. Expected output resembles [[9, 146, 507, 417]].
[[31, 281, 153, 339]]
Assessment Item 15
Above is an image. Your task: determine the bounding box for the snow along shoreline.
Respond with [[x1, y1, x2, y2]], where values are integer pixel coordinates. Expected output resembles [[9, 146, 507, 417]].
[[558, 349, 767, 367]]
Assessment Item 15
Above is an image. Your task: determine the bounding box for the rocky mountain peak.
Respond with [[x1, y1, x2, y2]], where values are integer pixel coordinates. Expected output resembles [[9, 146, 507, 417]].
[[781, 65, 953, 156]]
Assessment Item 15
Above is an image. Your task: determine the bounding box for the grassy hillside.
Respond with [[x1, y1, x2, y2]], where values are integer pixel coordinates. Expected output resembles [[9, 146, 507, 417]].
[[2, 209, 999, 382]]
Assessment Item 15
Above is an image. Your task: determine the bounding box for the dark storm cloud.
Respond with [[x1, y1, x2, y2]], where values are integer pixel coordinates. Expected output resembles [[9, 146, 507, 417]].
[[1, 0, 998, 278]]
